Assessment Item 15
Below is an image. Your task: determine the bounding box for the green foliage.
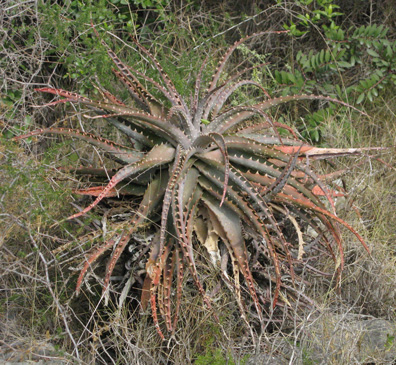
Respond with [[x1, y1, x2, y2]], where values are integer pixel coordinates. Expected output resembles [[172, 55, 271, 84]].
[[131, 0, 169, 9], [38, 0, 138, 93], [1, 90, 34, 139], [0, 138, 73, 233], [195, 348, 249, 365], [274, 1, 396, 142], [385, 334, 395, 351], [279, 0, 343, 37]]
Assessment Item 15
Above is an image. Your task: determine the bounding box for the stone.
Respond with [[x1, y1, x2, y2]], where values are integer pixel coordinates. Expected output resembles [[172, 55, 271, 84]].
[[302, 314, 396, 364]]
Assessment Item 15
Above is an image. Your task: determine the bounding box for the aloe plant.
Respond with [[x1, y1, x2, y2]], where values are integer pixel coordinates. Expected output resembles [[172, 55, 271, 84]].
[[14, 28, 375, 339]]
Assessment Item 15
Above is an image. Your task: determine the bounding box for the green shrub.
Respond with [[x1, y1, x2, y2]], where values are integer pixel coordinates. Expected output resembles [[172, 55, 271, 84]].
[[275, 0, 396, 141]]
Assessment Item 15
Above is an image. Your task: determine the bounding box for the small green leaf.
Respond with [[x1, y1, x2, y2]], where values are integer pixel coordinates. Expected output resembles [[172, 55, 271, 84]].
[[356, 93, 365, 104], [367, 49, 380, 58], [338, 61, 351, 68], [2, 130, 14, 139], [312, 129, 320, 142], [385, 334, 395, 350], [325, 51, 331, 63], [69, 152, 80, 162], [24, 115, 33, 126], [288, 73, 296, 83]]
